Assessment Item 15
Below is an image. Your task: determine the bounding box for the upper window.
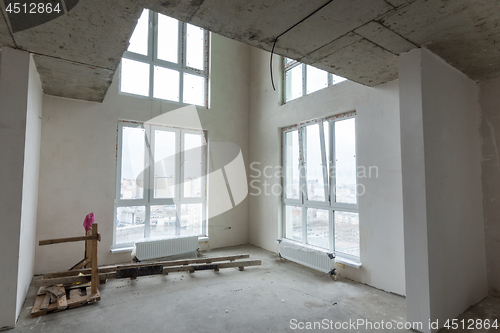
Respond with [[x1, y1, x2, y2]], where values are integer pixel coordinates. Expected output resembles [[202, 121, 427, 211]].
[[282, 112, 359, 260], [283, 58, 346, 103], [114, 121, 207, 247], [120, 9, 209, 107]]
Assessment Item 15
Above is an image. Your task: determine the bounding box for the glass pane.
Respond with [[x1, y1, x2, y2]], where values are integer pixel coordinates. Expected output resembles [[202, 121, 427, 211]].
[[285, 65, 303, 102], [332, 74, 347, 85], [183, 132, 204, 198], [127, 9, 149, 56], [307, 208, 329, 250], [180, 203, 203, 236], [121, 59, 150, 97], [306, 124, 325, 201], [335, 118, 356, 204], [306, 65, 328, 94], [154, 130, 176, 199], [284, 130, 300, 200], [120, 126, 145, 199], [153, 66, 179, 102], [116, 206, 145, 244], [150, 205, 177, 239], [335, 211, 359, 257], [285, 205, 302, 242], [183, 73, 205, 106], [157, 14, 178, 63], [186, 23, 205, 70]]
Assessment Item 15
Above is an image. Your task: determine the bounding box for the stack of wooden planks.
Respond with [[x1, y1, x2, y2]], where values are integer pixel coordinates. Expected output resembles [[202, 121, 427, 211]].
[[31, 284, 100, 317]]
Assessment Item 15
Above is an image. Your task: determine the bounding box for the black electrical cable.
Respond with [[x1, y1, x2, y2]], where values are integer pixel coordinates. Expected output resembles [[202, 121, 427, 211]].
[[270, 0, 334, 91]]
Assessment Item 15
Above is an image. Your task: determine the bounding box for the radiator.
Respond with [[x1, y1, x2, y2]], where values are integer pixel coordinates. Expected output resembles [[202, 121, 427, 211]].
[[133, 236, 199, 261], [278, 239, 335, 274]]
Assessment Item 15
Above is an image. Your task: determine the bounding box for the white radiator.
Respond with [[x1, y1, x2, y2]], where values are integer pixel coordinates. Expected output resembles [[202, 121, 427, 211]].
[[133, 236, 199, 261], [278, 239, 335, 274]]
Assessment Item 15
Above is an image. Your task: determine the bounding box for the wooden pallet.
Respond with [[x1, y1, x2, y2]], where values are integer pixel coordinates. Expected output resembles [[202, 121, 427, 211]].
[[31, 285, 100, 317]]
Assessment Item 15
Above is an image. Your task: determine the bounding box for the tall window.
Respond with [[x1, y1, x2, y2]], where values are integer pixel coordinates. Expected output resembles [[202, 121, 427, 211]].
[[114, 121, 207, 248], [283, 58, 347, 103], [120, 9, 209, 107], [283, 112, 359, 260]]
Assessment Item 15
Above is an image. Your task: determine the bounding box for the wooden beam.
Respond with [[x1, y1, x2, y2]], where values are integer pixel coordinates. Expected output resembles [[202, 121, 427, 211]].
[[91, 223, 98, 295], [39, 234, 99, 246], [42, 254, 251, 279], [35, 260, 260, 286], [69, 257, 91, 271], [162, 260, 261, 274]]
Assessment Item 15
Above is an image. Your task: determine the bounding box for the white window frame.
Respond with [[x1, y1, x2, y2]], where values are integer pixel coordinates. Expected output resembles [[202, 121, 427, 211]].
[[113, 121, 208, 249], [282, 111, 359, 262], [120, 9, 210, 107], [283, 58, 346, 103]]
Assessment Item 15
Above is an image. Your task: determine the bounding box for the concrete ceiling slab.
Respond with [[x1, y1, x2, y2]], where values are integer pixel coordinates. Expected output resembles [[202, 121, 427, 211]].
[[354, 21, 417, 55], [384, 0, 415, 8], [0, 10, 15, 47], [313, 38, 398, 86], [140, 0, 203, 23], [2, 0, 500, 101], [300, 32, 363, 64], [33, 54, 114, 102], [276, 0, 393, 60], [380, 0, 500, 81], [13, 0, 141, 70], [174, 0, 334, 52]]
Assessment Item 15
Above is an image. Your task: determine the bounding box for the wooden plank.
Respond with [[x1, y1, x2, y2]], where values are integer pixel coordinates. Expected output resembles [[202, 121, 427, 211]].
[[31, 295, 47, 317], [69, 289, 81, 299], [40, 293, 51, 310], [163, 260, 261, 274], [35, 272, 116, 287], [36, 287, 46, 296], [116, 265, 163, 279], [46, 285, 66, 298], [69, 257, 91, 271], [42, 254, 251, 278], [36, 260, 260, 286], [39, 234, 99, 246], [85, 229, 92, 268], [91, 223, 98, 295], [57, 294, 68, 310]]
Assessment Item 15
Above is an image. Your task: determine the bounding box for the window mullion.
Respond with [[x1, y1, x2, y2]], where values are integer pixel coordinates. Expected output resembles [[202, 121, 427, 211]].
[[148, 11, 155, 98], [179, 22, 186, 104], [330, 120, 336, 205], [302, 64, 306, 98]]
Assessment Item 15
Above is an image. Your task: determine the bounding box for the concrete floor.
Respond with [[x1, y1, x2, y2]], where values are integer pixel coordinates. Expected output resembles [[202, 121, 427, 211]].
[[9, 245, 499, 332]]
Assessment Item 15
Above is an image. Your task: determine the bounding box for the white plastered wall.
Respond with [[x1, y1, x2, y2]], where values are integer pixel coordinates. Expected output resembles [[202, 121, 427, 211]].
[[399, 48, 488, 333], [247, 47, 406, 296], [35, 34, 251, 274], [0, 47, 42, 329]]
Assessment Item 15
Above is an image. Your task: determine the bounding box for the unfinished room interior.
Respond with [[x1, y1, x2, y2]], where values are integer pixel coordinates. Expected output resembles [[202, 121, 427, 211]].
[[1, 0, 500, 332]]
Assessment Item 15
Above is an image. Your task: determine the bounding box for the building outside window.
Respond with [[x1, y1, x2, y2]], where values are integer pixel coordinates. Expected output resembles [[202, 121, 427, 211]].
[[114, 121, 207, 248], [283, 58, 347, 103], [282, 112, 359, 261], [120, 9, 209, 107]]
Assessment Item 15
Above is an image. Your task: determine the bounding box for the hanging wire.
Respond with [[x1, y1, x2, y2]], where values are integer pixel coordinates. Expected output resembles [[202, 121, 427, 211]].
[[270, 0, 334, 90]]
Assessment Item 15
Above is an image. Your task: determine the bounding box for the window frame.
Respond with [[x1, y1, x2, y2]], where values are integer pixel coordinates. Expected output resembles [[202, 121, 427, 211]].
[[119, 9, 210, 107], [282, 111, 359, 261], [282, 58, 346, 103], [113, 120, 208, 249]]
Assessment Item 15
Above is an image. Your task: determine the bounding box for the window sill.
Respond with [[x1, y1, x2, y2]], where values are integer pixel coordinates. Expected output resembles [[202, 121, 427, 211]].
[[110, 246, 133, 254], [110, 236, 210, 254], [336, 256, 361, 269]]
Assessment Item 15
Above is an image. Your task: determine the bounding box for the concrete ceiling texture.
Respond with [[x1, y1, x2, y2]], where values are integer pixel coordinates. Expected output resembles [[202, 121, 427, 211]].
[[1, 0, 499, 102]]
